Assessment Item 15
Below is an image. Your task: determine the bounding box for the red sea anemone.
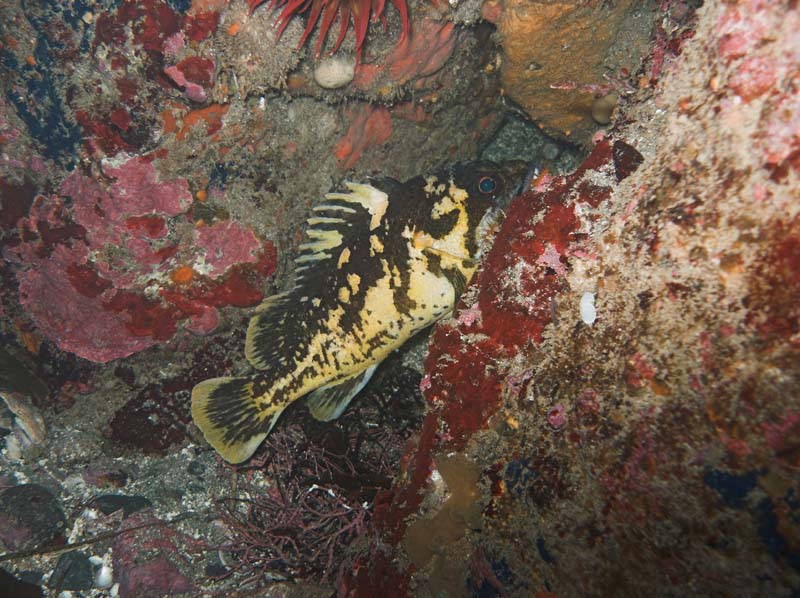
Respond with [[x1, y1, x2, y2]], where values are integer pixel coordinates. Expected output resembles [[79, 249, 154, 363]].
[[247, 0, 409, 63]]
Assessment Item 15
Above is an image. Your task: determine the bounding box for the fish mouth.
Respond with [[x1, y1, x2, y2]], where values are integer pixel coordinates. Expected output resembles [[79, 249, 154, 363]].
[[412, 230, 475, 263], [496, 160, 534, 205], [423, 246, 476, 264]]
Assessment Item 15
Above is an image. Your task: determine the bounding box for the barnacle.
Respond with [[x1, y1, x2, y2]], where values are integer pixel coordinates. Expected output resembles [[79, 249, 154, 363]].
[[248, 0, 409, 62]]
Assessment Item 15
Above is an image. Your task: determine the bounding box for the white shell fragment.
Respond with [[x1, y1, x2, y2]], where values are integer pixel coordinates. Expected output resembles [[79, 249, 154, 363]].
[[1, 391, 47, 460], [580, 292, 597, 325], [95, 563, 114, 589], [1, 391, 47, 444], [313, 56, 356, 89]]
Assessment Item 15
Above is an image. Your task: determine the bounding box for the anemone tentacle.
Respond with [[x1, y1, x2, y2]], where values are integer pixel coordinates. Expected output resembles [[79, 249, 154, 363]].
[[248, 0, 409, 63]]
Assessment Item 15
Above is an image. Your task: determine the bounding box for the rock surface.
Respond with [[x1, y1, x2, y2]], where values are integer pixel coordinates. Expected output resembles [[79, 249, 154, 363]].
[[488, 0, 658, 144], [47, 551, 93, 591], [0, 485, 66, 552], [1, 0, 796, 596], [341, 1, 800, 595]]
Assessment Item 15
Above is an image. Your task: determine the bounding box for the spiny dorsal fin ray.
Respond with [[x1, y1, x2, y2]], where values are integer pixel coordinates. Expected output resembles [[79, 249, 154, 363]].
[[293, 181, 387, 270], [191, 376, 284, 463], [306, 364, 378, 421], [325, 182, 388, 231]]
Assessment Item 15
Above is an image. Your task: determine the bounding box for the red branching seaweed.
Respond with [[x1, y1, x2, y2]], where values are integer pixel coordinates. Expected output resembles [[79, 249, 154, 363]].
[[247, 0, 409, 62], [214, 365, 423, 585], [217, 453, 370, 584]]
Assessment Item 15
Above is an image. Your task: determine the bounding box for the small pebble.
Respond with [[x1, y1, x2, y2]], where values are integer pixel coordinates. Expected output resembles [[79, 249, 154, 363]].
[[93, 494, 152, 518], [204, 561, 228, 577], [187, 459, 205, 477], [0, 484, 66, 551], [591, 92, 619, 125], [48, 551, 93, 591], [543, 143, 560, 160]]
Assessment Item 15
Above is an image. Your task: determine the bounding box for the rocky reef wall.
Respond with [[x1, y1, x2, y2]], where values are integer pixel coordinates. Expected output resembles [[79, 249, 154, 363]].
[[1, 0, 798, 596], [342, 0, 800, 595]]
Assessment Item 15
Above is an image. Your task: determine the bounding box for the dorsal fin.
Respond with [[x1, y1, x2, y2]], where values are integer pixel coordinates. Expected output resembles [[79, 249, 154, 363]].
[[324, 182, 388, 231], [306, 364, 378, 421], [244, 183, 385, 372], [292, 182, 388, 277]]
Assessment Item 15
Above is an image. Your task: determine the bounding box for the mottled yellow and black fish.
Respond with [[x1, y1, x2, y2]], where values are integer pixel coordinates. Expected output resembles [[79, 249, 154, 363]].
[[192, 161, 524, 462]]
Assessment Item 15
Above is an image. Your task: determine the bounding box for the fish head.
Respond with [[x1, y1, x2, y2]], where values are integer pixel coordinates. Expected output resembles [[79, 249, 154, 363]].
[[451, 159, 529, 209], [455, 159, 529, 254], [418, 160, 527, 266]]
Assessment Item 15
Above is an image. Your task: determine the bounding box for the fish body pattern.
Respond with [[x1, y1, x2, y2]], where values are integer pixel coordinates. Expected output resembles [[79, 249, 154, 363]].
[[192, 161, 524, 463]]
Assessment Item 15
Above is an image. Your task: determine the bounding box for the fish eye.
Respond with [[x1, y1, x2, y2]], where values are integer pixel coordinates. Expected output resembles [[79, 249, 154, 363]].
[[478, 175, 497, 194]]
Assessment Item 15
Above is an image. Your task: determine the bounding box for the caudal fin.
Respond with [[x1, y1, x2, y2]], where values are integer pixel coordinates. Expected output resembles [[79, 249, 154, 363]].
[[191, 376, 283, 463]]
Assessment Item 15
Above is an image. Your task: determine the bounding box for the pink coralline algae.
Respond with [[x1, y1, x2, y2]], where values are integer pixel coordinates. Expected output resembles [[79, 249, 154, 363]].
[[716, 0, 775, 61], [4, 155, 276, 362], [547, 403, 567, 429], [714, 2, 800, 186], [112, 512, 198, 597], [195, 220, 262, 277], [728, 56, 781, 102], [536, 243, 568, 277], [14, 244, 165, 363], [164, 56, 217, 103], [65, 157, 190, 254], [455, 303, 482, 327]]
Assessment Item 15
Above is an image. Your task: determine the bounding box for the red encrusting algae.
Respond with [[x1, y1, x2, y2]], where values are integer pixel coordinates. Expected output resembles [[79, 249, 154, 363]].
[[340, 138, 636, 594]]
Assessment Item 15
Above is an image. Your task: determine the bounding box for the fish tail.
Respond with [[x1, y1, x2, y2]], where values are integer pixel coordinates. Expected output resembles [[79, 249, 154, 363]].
[[191, 376, 283, 463]]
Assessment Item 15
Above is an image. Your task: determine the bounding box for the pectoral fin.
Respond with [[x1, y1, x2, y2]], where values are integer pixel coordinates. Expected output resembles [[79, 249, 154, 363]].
[[305, 364, 378, 421]]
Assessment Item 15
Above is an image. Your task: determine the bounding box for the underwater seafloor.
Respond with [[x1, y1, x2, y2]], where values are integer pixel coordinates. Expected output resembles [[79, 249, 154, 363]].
[[1, 0, 799, 596]]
